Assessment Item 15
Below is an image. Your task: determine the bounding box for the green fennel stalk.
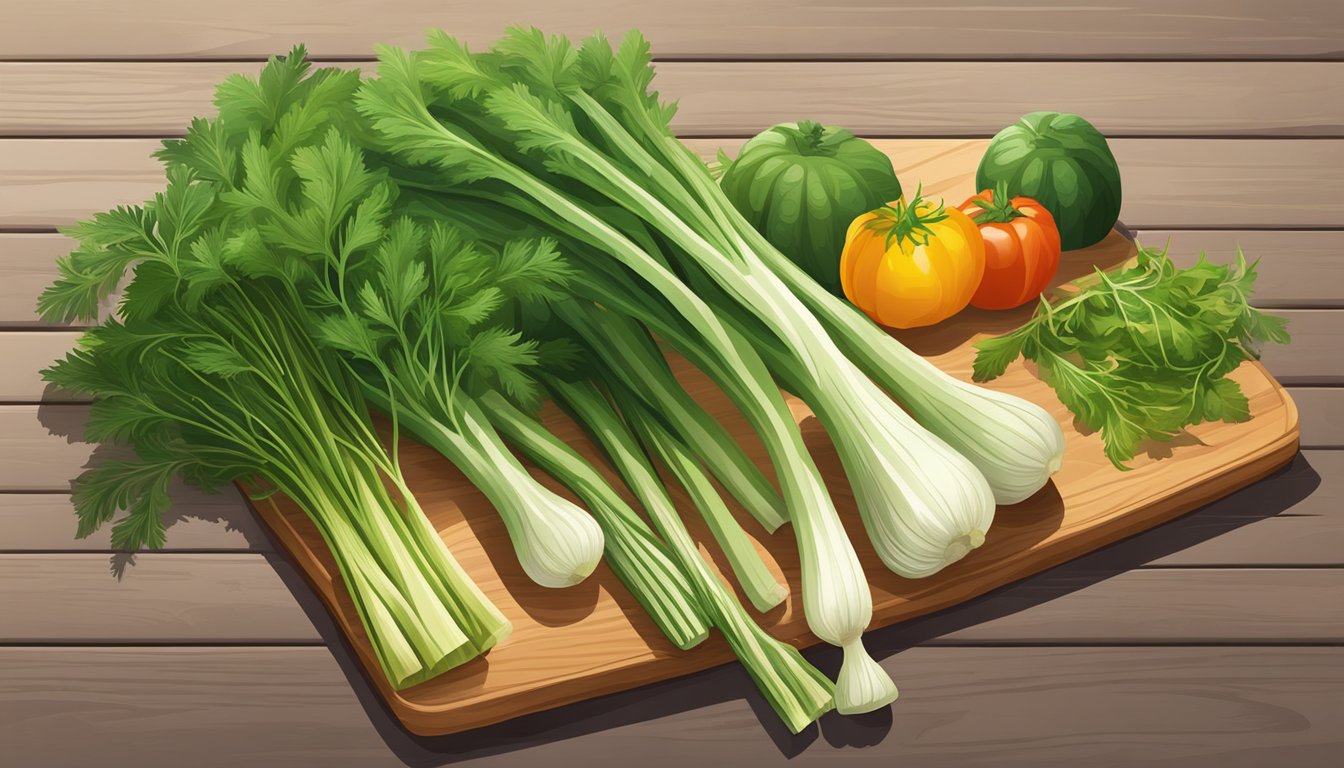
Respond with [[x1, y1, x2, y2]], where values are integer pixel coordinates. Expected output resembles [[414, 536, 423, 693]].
[[553, 299, 786, 533], [545, 377, 835, 733], [608, 383, 789, 613]]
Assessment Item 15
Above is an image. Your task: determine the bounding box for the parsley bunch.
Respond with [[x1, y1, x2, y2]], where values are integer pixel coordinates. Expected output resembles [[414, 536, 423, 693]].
[[39, 145, 510, 690], [41, 48, 713, 678], [973, 244, 1290, 468]]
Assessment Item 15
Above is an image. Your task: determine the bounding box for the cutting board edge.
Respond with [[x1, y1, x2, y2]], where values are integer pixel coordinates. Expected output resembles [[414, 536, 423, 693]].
[[248, 360, 1301, 737], [391, 371, 1301, 736]]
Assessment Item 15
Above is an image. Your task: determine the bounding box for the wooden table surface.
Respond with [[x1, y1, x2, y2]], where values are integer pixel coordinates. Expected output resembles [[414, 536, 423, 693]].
[[1, 3, 1341, 766]]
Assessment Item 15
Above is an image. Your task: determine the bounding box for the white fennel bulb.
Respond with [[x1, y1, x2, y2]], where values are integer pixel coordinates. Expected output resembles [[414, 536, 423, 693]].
[[810, 363, 997, 579], [732, 269, 997, 580], [894, 369, 1065, 505], [455, 401, 605, 588]]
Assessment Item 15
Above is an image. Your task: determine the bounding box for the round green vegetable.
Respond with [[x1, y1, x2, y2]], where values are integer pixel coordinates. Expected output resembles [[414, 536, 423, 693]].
[[719, 121, 903, 294], [976, 112, 1122, 251]]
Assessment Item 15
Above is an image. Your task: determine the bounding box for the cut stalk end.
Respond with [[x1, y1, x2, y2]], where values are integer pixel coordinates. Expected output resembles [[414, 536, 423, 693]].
[[746, 578, 790, 614]]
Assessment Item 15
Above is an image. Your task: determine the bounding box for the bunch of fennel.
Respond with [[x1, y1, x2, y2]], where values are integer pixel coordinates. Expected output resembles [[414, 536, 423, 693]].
[[357, 35, 892, 712], [37, 169, 510, 689]]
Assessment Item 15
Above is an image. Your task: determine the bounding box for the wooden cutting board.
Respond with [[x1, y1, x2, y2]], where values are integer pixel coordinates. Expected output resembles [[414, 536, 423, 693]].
[[246, 227, 1299, 737]]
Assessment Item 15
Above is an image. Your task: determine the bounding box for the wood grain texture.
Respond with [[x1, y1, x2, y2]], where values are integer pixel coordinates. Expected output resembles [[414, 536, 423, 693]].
[[1133, 230, 1344, 308], [1294, 388, 1344, 448], [1, 646, 1339, 768], [1143, 451, 1344, 566], [1256, 311, 1344, 385], [0, 404, 98, 491], [0, 487, 268, 552], [6, 61, 1343, 138], [236, 233, 1302, 735], [0, 554, 319, 643], [5, 552, 1335, 646], [933, 568, 1344, 643], [7, 231, 1337, 325], [0, 331, 80, 401], [1, 0, 1340, 61], [6, 138, 1342, 230], [0, 234, 107, 327], [0, 139, 166, 230]]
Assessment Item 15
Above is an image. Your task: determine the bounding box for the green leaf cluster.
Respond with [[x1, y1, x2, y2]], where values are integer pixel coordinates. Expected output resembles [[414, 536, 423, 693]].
[[38, 48, 515, 688], [973, 244, 1290, 468], [314, 216, 573, 414]]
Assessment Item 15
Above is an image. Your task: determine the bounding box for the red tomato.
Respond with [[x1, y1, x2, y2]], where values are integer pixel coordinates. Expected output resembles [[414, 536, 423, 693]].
[[958, 184, 1062, 310]]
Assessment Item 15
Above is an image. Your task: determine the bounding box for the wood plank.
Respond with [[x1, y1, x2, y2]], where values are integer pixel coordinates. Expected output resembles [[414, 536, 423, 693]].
[[1294, 387, 1344, 448], [1258, 310, 1344, 385], [1, 646, 1339, 768], [0, 554, 319, 643], [0, 139, 167, 230], [0, 331, 80, 401], [1142, 451, 1343, 566], [7, 231, 1339, 325], [0, 0, 1339, 61], [1098, 140, 1344, 229], [4, 557, 1337, 646], [933, 569, 1344, 644], [0, 234, 108, 327], [0, 647, 400, 768], [6, 138, 1343, 230], [1134, 230, 1344, 308], [0, 487, 268, 552], [6, 61, 1344, 138], [0, 405, 98, 491]]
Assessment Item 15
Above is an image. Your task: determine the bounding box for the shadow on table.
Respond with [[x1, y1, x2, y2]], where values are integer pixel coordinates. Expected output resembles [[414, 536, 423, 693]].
[[34, 402, 275, 579], [258, 451, 1316, 765]]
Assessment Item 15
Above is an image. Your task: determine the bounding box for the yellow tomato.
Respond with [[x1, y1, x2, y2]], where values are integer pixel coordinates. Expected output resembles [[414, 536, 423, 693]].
[[840, 191, 986, 329]]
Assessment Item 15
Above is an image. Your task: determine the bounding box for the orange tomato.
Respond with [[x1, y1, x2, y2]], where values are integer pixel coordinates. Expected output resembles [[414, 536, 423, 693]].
[[840, 190, 985, 329], [957, 184, 1062, 310]]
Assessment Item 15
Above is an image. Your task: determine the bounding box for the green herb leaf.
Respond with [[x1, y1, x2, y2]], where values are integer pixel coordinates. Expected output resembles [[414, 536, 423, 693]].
[[971, 330, 1027, 382], [973, 244, 1290, 468]]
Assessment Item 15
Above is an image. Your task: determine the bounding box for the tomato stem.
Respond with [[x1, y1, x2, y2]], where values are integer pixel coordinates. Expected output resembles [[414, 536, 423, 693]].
[[969, 181, 1025, 225], [866, 184, 949, 250]]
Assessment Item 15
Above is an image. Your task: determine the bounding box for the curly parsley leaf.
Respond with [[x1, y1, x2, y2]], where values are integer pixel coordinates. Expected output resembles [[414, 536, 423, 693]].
[[973, 243, 1290, 469]]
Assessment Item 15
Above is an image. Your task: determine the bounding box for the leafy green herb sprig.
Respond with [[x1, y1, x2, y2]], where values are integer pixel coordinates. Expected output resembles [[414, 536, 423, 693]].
[[973, 244, 1290, 468]]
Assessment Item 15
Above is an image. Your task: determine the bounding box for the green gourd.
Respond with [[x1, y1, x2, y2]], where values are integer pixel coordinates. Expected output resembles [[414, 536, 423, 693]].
[[976, 112, 1122, 251], [718, 121, 903, 295]]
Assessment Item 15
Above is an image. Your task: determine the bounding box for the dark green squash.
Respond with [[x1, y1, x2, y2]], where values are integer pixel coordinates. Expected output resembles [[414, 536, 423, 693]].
[[976, 112, 1122, 250], [719, 121, 903, 294]]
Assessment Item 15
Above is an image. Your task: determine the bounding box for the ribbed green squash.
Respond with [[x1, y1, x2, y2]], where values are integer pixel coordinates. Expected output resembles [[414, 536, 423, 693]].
[[976, 112, 1122, 250], [719, 121, 903, 294]]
